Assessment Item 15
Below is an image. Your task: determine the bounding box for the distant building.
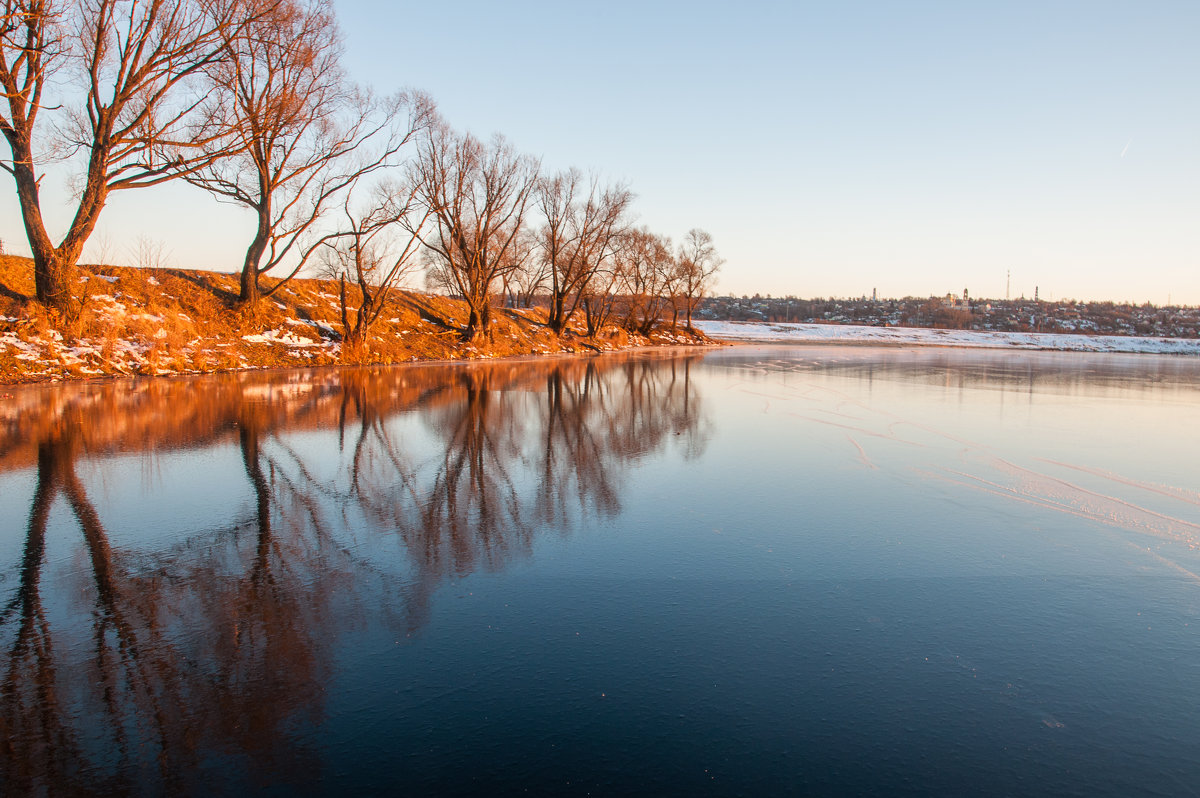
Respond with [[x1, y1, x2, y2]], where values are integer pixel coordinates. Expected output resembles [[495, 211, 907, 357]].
[[943, 288, 970, 310]]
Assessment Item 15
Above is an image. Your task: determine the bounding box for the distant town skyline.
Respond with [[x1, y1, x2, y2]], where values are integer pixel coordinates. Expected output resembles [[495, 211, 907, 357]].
[[1, 0, 1196, 304]]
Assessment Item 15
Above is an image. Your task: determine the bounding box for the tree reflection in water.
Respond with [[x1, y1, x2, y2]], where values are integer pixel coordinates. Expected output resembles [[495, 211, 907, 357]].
[[0, 353, 709, 793]]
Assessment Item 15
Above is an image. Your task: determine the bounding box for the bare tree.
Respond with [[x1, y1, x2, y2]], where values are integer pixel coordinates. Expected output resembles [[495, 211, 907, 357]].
[[129, 234, 171, 270], [675, 228, 722, 331], [0, 0, 262, 319], [579, 250, 623, 338], [536, 169, 632, 335], [617, 227, 675, 335], [182, 0, 433, 308], [319, 180, 431, 349], [85, 230, 114, 267], [497, 224, 541, 308], [413, 124, 539, 341]]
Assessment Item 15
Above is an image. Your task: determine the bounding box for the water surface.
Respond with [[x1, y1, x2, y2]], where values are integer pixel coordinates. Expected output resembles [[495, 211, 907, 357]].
[[2, 346, 1199, 795]]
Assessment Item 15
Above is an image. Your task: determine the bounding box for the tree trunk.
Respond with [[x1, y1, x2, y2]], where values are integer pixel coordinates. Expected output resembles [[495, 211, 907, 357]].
[[240, 258, 262, 306], [239, 207, 272, 306], [8, 131, 108, 319], [339, 275, 351, 339], [33, 250, 76, 315], [640, 296, 662, 336], [549, 294, 566, 334], [9, 140, 75, 315], [464, 306, 482, 342]]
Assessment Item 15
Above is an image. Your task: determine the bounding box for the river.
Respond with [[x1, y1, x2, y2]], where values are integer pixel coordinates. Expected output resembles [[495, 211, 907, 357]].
[[2, 346, 1199, 795]]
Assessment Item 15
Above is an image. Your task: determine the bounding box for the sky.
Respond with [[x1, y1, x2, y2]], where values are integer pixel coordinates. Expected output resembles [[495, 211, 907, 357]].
[[2, 0, 1197, 303]]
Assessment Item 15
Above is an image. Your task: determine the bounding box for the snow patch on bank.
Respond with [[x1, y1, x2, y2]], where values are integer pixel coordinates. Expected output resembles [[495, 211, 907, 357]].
[[242, 328, 326, 347]]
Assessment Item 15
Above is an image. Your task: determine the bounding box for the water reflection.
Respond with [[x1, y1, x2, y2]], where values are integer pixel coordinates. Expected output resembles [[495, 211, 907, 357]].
[[712, 344, 1200, 399], [0, 354, 709, 794]]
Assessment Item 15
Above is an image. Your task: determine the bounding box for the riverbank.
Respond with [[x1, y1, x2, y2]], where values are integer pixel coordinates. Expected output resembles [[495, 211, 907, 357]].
[[694, 319, 1200, 355], [0, 256, 714, 384]]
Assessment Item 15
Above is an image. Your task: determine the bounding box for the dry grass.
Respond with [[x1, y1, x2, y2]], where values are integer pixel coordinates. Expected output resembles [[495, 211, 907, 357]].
[[0, 256, 713, 383]]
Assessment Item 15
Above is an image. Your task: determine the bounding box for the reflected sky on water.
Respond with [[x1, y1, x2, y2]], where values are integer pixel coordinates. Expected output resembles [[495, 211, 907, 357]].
[[2, 346, 1199, 796]]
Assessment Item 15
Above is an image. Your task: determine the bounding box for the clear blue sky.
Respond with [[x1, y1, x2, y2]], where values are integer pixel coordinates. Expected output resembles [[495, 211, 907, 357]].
[[2, 1, 1197, 303]]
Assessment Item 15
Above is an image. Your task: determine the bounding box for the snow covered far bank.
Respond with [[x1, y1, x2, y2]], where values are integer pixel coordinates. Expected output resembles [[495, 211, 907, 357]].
[[693, 320, 1200, 356]]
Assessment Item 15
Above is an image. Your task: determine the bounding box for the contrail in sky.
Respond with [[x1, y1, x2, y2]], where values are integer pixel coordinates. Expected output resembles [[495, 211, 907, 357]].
[[1120, 138, 1132, 158]]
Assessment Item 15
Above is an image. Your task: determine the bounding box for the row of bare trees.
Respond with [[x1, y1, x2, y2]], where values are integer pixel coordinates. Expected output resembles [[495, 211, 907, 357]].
[[0, 0, 721, 342], [0, 0, 423, 316], [415, 138, 722, 343]]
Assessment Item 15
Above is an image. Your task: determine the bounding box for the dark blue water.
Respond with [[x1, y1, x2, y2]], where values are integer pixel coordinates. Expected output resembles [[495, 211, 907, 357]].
[[2, 347, 1199, 795]]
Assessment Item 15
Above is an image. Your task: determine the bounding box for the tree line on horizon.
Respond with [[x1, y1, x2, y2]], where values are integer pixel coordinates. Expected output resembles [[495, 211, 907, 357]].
[[0, 0, 721, 344]]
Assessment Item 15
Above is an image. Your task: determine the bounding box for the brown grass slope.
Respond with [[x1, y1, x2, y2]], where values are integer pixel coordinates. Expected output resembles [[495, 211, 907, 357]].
[[0, 256, 711, 383]]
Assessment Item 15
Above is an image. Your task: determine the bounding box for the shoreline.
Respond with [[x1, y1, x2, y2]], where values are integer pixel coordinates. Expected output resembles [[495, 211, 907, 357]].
[[694, 320, 1200, 356], [0, 258, 717, 385], [0, 335, 721, 386], [1, 343, 722, 391], [6, 252, 1192, 385]]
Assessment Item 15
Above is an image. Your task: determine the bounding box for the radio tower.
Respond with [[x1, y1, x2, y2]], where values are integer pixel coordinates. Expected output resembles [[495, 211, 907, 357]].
[[1006, 269, 1010, 301]]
